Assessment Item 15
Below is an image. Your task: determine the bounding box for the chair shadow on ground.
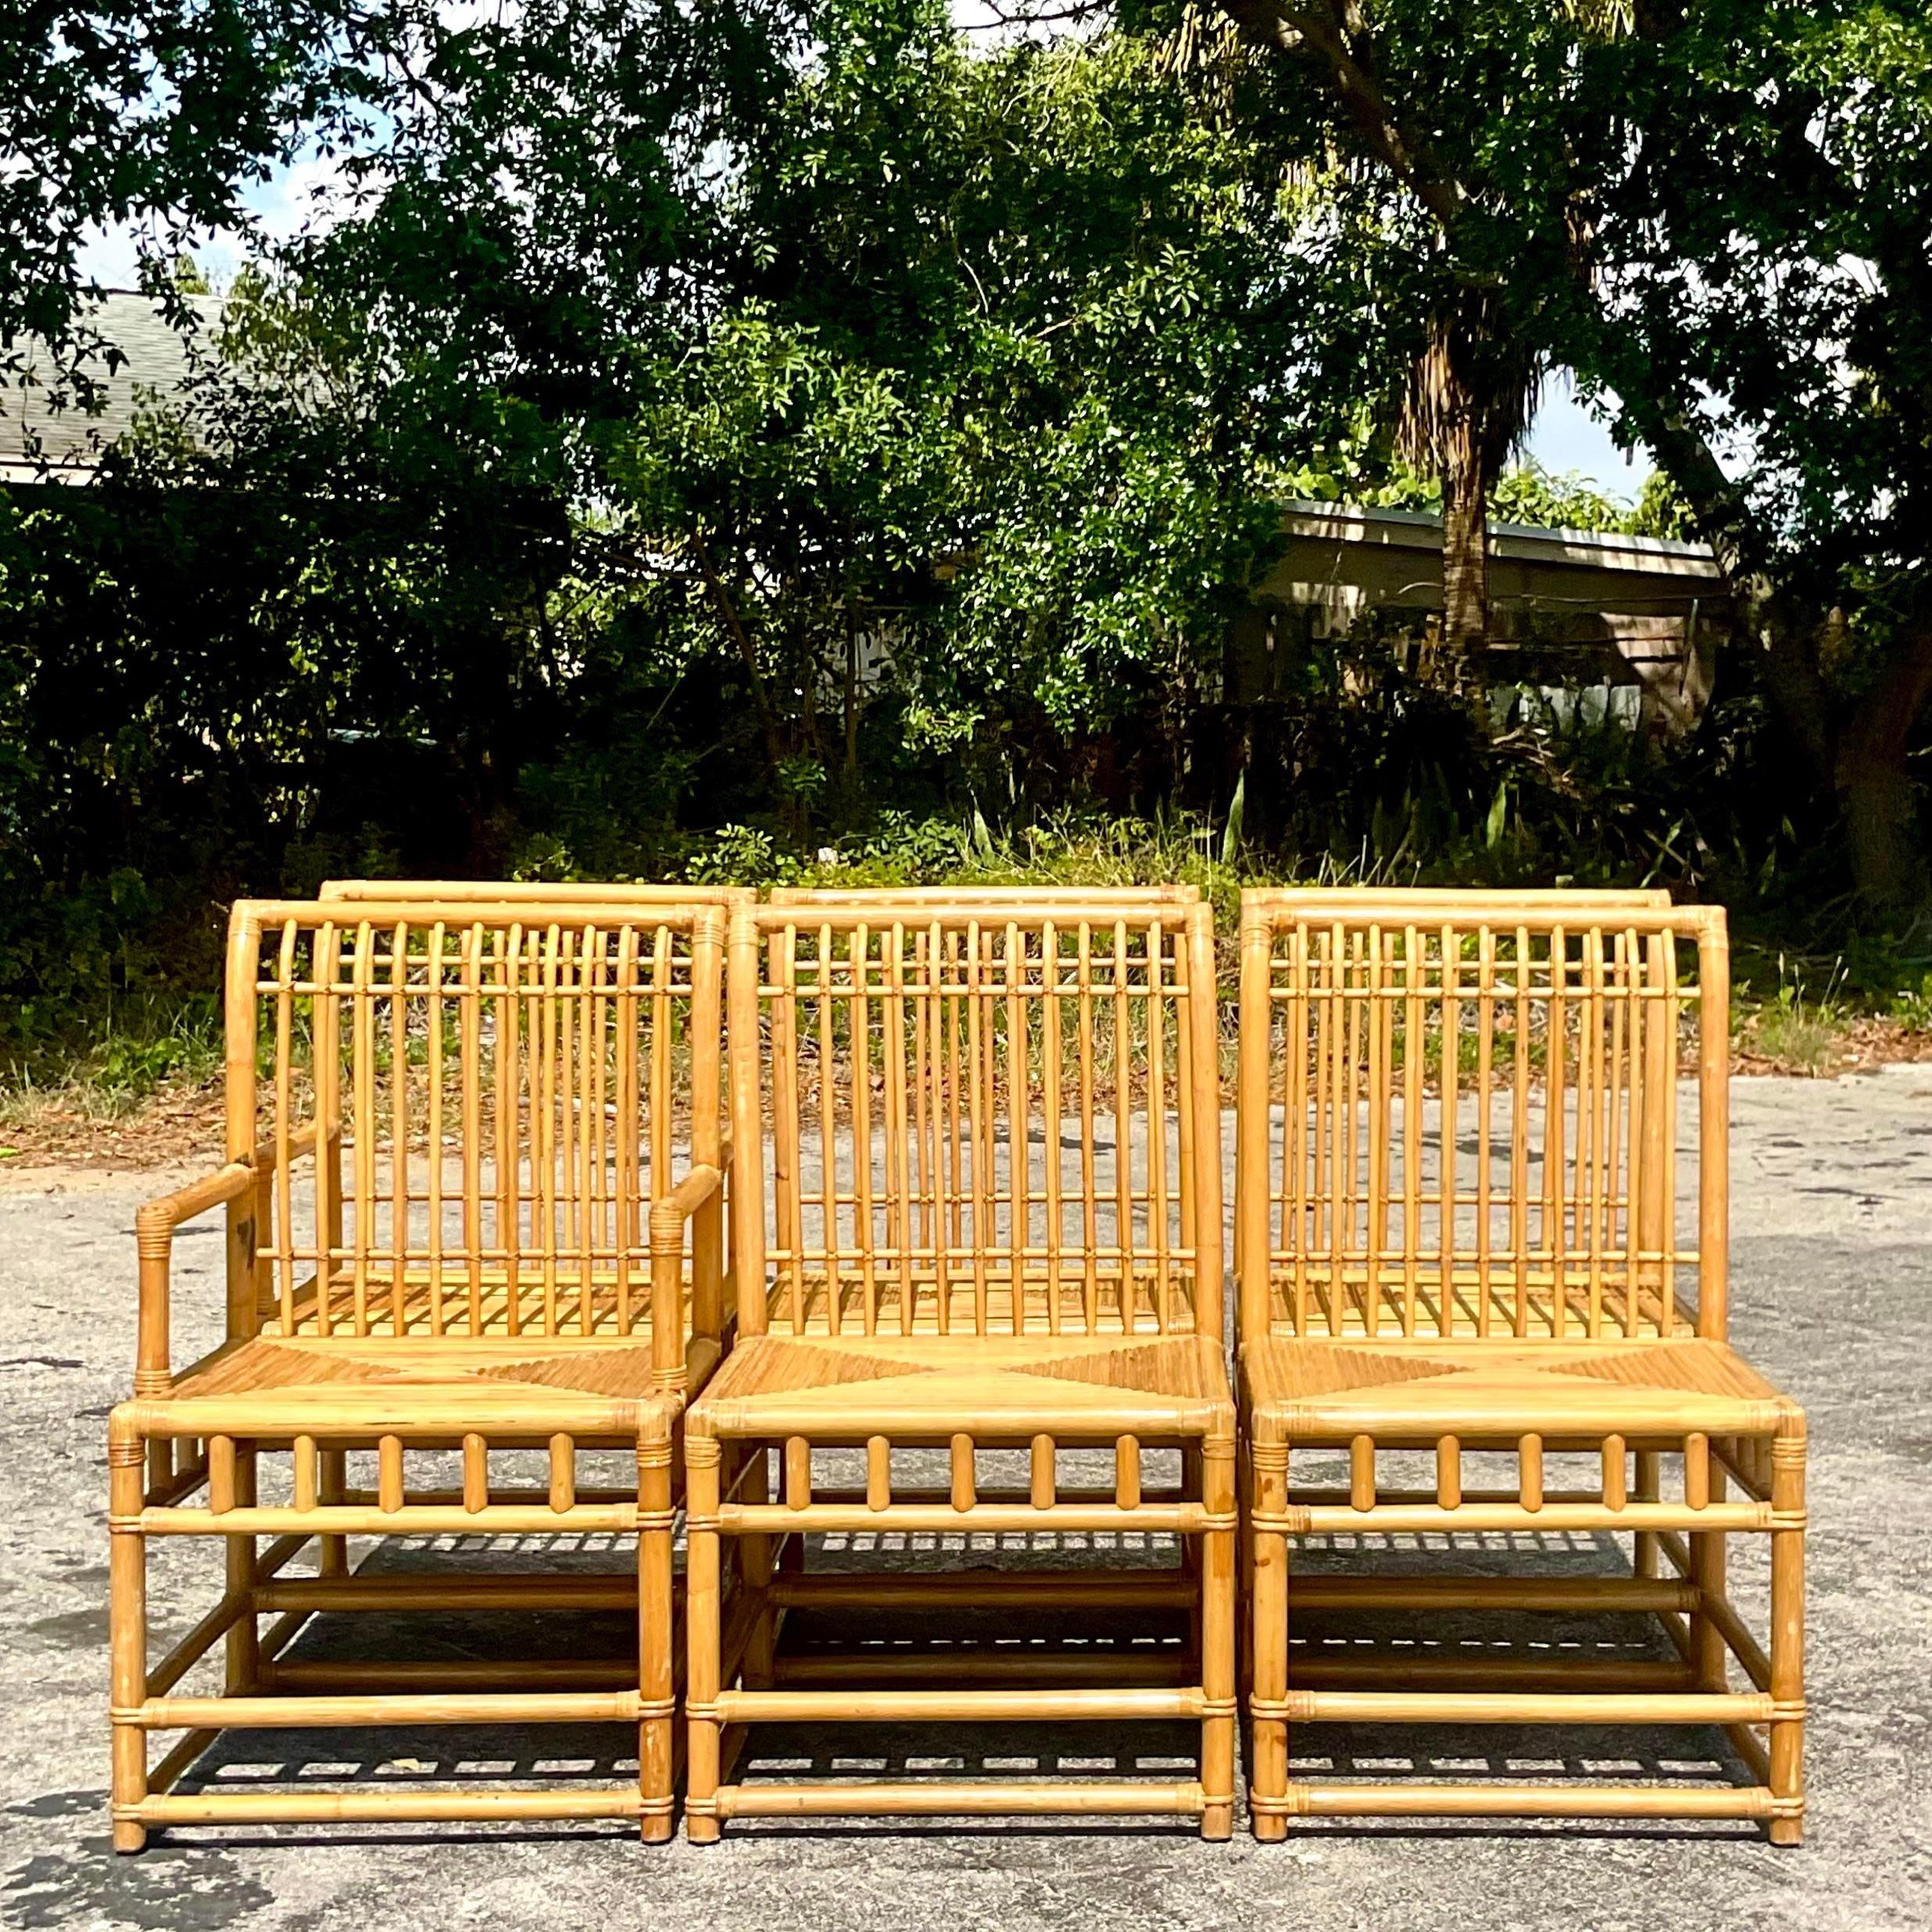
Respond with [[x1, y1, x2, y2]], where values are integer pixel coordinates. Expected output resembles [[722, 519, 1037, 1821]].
[[152, 1527, 1766, 1844]]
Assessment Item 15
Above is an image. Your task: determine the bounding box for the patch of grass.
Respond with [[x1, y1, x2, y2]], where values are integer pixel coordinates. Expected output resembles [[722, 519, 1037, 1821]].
[[1740, 957, 1851, 1074], [0, 993, 223, 1129], [684, 803, 1425, 943], [1891, 971, 1932, 1034]]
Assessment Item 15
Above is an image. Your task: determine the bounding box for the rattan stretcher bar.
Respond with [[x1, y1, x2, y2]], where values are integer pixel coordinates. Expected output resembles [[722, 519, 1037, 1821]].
[[683, 893, 1237, 1835], [1235, 889, 1805, 1839], [108, 893, 733, 1848]]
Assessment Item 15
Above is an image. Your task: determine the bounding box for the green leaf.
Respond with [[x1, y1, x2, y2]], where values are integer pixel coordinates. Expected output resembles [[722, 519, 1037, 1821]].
[[1485, 782, 1509, 852], [1221, 770, 1246, 868]]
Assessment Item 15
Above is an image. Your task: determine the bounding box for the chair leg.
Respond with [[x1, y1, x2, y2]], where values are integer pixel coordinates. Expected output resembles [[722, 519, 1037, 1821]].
[[108, 1423, 148, 1854], [225, 1442, 260, 1694], [1248, 1440, 1290, 1841], [739, 1444, 777, 1689], [1690, 1465, 1729, 1692], [1633, 1449, 1661, 1577], [1200, 1438, 1236, 1841], [1184, 1440, 1206, 1666], [318, 1445, 349, 1579], [638, 1437, 675, 1844], [1768, 1428, 1806, 1846], [685, 1436, 724, 1844], [1235, 1451, 1252, 1701]]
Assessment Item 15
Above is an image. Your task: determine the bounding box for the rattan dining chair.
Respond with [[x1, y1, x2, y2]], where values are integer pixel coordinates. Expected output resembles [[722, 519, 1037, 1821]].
[[1235, 889, 1805, 1838], [108, 895, 732, 1847], [682, 893, 1237, 1836]]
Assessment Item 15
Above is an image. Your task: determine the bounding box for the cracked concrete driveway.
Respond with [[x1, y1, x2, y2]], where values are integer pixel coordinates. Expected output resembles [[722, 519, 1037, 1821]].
[[2, 1069, 1930, 1932]]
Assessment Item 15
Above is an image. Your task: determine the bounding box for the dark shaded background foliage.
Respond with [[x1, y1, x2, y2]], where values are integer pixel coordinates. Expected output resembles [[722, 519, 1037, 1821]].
[[3, 0, 1928, 1055]]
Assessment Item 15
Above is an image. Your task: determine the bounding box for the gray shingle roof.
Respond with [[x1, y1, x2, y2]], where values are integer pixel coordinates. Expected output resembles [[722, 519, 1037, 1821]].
[[2, 291, 225, 482]]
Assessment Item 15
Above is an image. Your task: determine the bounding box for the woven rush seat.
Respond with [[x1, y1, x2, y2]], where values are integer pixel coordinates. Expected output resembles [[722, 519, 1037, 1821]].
[[131, 1333, 684, 1439], [696, 1330, 1229, 1438], [1243, 1335, 1794, 1444]]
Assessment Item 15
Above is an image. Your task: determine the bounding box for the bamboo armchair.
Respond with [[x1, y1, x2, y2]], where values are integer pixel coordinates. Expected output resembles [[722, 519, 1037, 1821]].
[[683, 894, 1236, 1836], [108, 895, 732, 1847], [1235, 890, 1805, 1839]]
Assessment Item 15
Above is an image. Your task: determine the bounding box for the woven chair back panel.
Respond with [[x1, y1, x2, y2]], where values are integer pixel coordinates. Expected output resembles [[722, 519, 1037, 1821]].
[[1253, 915, 1706, 1342], [243, 911, 711, 1340], [761, 914, 1208, 1337]]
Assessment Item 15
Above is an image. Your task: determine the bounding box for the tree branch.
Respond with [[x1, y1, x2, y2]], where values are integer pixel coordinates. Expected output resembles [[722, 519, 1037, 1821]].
[[689, 526, 785, 779], [1216, 1, 1466, 227], [1605, 382, 1834, 782]]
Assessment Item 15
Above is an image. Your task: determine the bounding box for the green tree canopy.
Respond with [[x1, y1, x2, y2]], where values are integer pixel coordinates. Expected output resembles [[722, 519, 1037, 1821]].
[[1174, 0, 1932, 900], [1, 2, 424, 357]]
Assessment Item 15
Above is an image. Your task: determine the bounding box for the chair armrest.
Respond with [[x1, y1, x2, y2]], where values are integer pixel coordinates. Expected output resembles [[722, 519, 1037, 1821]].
[[249, 1120, 319, 1172], [138, 1160, 256, 1236], [648, 1163, 724, 1247], [648, 1163, 725, 1390], [134, 1159, 257, 1395]]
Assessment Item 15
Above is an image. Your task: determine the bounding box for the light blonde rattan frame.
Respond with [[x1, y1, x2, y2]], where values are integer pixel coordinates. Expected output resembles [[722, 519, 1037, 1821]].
[[320, 879, 753, 907], [767, 885, 1201, 905], [108, 894, 732, 1848], [1235, 889, 1805, 1839], [682, 893, 1236, 1835]]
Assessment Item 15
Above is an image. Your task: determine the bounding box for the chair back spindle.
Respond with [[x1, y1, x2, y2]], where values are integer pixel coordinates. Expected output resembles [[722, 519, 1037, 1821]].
[[730, 900, 1222, 1340], [1236, 894, 1727, 1345], [224, 899, 727, 1359]]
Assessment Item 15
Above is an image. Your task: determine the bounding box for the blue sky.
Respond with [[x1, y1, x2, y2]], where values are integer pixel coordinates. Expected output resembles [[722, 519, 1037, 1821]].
[[77, 163, 322, 291], [1527, 375, 1654, 495]]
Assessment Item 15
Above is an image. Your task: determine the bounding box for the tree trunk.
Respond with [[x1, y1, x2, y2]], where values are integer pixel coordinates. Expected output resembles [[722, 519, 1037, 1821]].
[[1440, 448, 1489, 654], [843, 596, 860, 788], [1622, 406, 1932, 904], [1837, 739, 1927, 907], [1832, 624, 1932, 908], [1408, 303, 1531, 663], [459, 743, 509, 876], [690, 527, 785, 782]]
